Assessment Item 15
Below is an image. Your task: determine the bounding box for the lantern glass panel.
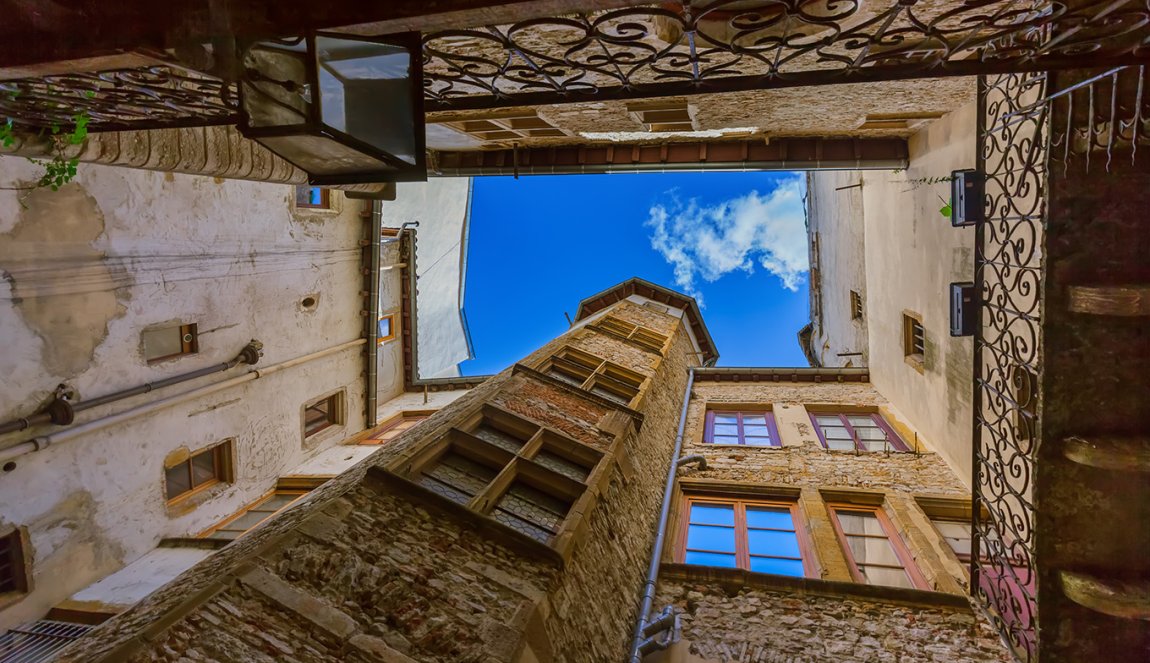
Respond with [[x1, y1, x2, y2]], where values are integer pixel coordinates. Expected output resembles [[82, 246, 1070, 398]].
[[315, 36, 418, 165]]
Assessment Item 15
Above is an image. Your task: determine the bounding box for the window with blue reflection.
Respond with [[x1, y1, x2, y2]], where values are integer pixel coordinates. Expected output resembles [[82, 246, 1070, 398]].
[[682, 499, 807, 578]]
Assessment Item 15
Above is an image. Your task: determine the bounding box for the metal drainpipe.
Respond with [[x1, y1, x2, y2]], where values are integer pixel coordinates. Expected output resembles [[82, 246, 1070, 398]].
[[363, 199, 382, 428], [0, 341, 263, 436], [0, 339, 365, 464], [629, 366, 696, 663]]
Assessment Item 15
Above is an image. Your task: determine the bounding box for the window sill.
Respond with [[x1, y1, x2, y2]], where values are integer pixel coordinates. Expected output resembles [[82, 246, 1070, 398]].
[[659, 563, 971, 611], [904, 354, 925, 374], [700, 443, 784, 449]]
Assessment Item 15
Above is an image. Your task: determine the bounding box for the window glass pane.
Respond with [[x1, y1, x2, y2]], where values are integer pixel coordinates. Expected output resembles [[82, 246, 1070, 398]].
[[935, 521, 973, 556], [749, 557, 805, 577], [743, 436, 776, 447], [532, 450, 589, 482], [494, 482, 570, 538], [825, 437, 856, 451], [378, 317, 392, 337], [745, 507, 794, 530], [822, 427, 852, 439], [747, 529, 801, 559], [858, 565, 915, 589], [472, 423, 526, 453], [711, 435, 740, 445], [855, 428, 888, 441], [255, 493, 301, 513], [846, 536, 904, 567], [742, 425, 771, 437], [815, 415, 843, 425], [165, 464, 191, 499], [190, 451, 217, 487], [420, 453, 497, 503], [143, 327, 183, 361], [222, 509, 269, 532], [712, 413, 738, 425], [837, 512, 886, 537], [689, 503, 735, 526], [740, 414, 768, 426], [590, 384, 630, 404], [712, 424, 739, 436], [687, 524, 736, 553], [684, 551, 738, 568], [847, 415, 877, 427]]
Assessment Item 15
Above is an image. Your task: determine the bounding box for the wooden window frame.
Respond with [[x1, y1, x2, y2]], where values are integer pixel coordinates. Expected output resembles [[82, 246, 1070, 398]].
[[809, 411, 908, 452], [539, 347, 646, 409], [589, 315, 669, 354], [362, 410, 434, 445], [703, 410, 782, 447], [676, 495, 814, 578], [850, 290, 863, 320], [165, 440, 233, 503], [295, 185, 331, 209], [902, 311, 925, 369], [389, 404, 610, 554], [143, 323, 198, 364], [626, 100, 697, 133], [436, 110, 568, 142], [303, 392, 343, 439], [197, 489, 310, 541], [828, 504, 930, 590], [377, 314, 396, 344], [0, 528, 29, 600]]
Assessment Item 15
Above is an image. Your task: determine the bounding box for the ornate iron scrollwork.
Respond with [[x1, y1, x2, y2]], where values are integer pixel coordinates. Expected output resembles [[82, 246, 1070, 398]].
[[972, 69, 1046, 663], [0, 66, 239, 132], [423, 0, 1150, 111]]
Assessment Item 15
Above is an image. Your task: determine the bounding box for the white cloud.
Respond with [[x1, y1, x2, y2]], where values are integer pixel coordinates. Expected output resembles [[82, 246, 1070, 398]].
[[645, 175, 808, 306]]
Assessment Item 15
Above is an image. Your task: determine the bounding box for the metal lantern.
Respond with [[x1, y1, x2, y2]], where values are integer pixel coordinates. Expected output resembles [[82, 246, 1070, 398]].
[[237, 32, 426, 184]]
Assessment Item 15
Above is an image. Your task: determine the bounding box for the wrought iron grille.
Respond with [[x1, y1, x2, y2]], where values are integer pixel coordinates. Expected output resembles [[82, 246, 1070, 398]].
[[971, 69, 1046, 663], [0, 620, 94, 663], [423, 0, 1150, 111], [0, 66, 238, 132]]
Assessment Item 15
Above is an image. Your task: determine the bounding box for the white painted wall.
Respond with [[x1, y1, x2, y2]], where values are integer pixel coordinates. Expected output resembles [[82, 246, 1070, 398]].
[[859, 102, 977, 488], [66, 547, 213, 613], [380, 179, 473, 379], [0, 159, 384, 628], [806, 171, 869, 367]]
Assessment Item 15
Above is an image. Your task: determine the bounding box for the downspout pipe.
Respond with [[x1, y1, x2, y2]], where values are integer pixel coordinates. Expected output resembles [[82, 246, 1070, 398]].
[[0, 339, 366, 464], [629, 366, 696, 663], [0, 341, 264, 436], [363, 199, 383, 428]]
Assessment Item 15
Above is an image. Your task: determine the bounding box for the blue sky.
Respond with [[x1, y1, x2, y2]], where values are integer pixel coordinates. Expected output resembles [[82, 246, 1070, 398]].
[[459, 171, 810, 376]]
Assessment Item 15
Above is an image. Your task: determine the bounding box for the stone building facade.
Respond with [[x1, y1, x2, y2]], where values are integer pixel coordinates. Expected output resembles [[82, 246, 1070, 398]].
[[21, 280, 1013, 663], [0, 157, 475, 647]]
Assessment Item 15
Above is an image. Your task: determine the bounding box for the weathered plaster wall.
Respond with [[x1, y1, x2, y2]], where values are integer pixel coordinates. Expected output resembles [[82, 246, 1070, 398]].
[[0, 158, 377, 629], [805, 170, 868, 367], [858, 101, 978, 488], [380, 178, 473, 379]]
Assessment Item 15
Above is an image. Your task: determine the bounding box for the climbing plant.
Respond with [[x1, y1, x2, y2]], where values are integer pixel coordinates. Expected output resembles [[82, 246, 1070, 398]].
[[0, 90, 93, 201]]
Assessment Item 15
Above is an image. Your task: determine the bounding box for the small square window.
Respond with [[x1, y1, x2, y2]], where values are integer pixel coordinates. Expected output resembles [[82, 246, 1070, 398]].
[[377, 315, 395, 343], [0, 529, 28, 597], [902, 313, 925, 363], [363, 411, 433, 445], [295, 185, 331, 209], [627, 100, 697, 133], [202, 490, 310, 541], [304, 394, 342, 438], [166, 441, 232, 502], [850, 291, 863, 320], [143, 324, 198, 364]]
